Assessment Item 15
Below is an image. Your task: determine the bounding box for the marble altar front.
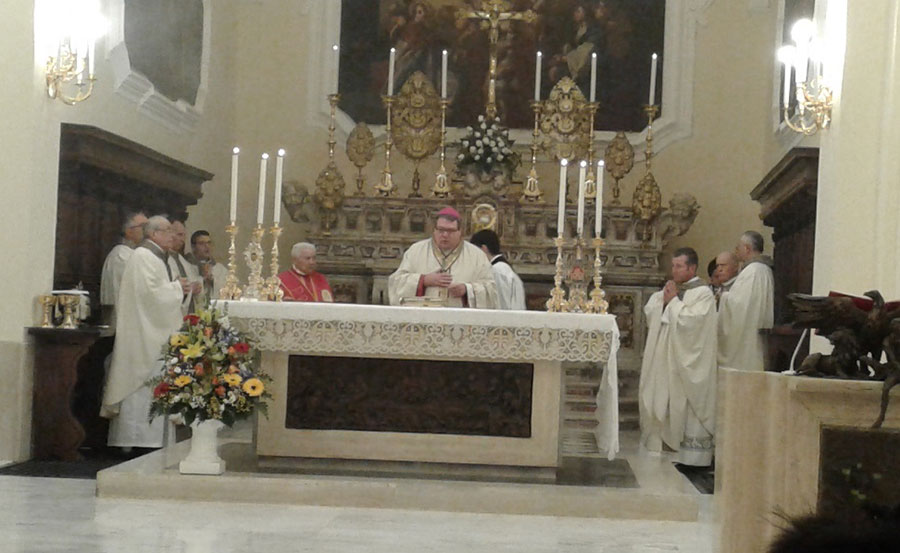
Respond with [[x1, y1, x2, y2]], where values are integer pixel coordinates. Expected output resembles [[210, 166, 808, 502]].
[[224, 301, 620, 466]]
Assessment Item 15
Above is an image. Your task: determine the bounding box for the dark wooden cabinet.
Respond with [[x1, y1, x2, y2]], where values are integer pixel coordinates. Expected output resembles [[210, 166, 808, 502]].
[[750, 147, 818, 371]]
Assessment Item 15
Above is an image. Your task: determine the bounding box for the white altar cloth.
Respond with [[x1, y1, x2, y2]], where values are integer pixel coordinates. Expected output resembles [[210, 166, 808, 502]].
[[221, 301, 620, 460]]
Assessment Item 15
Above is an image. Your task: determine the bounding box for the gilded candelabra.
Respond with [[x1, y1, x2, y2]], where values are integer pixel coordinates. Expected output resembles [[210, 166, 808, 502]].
[[583, 101, 599, 201], [218, 224, 242, 300], [566, 236, 589, 313], [521, 100, 544, 203], [241, 225, 266, 301], [586, 238, 609, 314], [432, 98, 451, 197], [632, 104, 662, 242], [784, 77, 832, 135], [545, 236, 569, 312], [374, 95, 396, 196], [262, 225, 284, 302]]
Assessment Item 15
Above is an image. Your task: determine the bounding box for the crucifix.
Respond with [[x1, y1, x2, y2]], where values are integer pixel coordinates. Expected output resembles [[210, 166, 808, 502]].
[[457, 0, 536, 119]]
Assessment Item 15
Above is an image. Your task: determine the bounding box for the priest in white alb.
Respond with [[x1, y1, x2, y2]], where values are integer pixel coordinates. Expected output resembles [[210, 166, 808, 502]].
[[99, 211, 148, 329], [718, 230, 774, 371], [101, 216, 189, 449], [639, 247, 718, 466], [388, 207, 498, 308]]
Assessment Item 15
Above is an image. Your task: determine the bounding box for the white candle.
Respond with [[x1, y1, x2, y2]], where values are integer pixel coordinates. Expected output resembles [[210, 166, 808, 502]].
[[596, 160, 604, 237], [88, 39, 95, 77], [441, 49, 448, 98], [332, 44, 340, 95], [534, 51, 542, 101], [649, 53, 658, 105], [782, 61, 791, 106], [557, 159, 568, 237], [589, 52, 597, 102], [577, 161, 587, 237], [257, 153, 269, 226], [273, 149, 285, 225], [229, 147, 239, 224], [387, 47, 396, 96]]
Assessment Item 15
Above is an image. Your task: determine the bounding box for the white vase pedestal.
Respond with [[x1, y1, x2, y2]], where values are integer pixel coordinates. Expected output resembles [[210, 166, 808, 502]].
[[179, 419, 225, 475]]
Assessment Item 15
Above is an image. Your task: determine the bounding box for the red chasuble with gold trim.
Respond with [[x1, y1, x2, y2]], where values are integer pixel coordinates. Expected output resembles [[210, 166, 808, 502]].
[[277, 268, 334, 302]]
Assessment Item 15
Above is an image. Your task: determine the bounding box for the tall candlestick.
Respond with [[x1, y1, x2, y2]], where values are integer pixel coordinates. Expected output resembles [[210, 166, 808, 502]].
[[596, 160, 604, 237], [332, 44, 340, 95], [387, 47, 396, 96], [273, 149, 285, 225], [230, 147, 239, 224], [649, 53, 658, 105], [577, 161, 587, 236], [589, 52, 597, 102], [441, 49, 448, 98], [557, 159, 568, 237], [534, 51, 542, 101], [257, 153, 269, 225]]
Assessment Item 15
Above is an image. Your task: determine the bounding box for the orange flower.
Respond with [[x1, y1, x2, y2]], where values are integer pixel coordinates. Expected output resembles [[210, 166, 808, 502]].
[[211, 376, 219, 386], [227, 365, 238, 374], [194, 363, 204, 376], [204, 327, 213, 338], [215, 385, 226, 397]]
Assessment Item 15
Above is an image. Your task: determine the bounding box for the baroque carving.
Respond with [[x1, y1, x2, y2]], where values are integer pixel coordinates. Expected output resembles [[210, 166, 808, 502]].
[[604, 131, 635, 204], [346, 122, 375, 195], [539, 77, 591, 162], [392, 71, 442, 198], [314, 162, 346, 232]]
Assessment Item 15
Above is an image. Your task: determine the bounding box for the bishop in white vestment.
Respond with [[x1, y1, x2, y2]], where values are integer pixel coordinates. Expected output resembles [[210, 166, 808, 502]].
[[639, 247, 718, 466], [718, 231, 774, 371], [101, 216, 187, 448], [388, 207, 498, 308], [99, 212, 148, 329]]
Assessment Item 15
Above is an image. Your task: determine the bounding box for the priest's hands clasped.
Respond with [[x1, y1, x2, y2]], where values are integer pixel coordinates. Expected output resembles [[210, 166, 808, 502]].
[[423, 271, 453, 288]]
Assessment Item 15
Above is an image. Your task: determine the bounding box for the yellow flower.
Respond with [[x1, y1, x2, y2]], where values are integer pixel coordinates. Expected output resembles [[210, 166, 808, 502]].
[[242, 378, 264, 397], [169, 334, 188, 347], [180, 342, 206, 360], [174, 375, 193, 388], [224, 373, 243, 387]]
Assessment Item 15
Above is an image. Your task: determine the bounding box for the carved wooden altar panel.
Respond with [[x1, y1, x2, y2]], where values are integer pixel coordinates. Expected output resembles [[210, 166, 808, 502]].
[[751, 147, 818, 370], [285, 355, 533, 437], [54, 124, 213, 313]]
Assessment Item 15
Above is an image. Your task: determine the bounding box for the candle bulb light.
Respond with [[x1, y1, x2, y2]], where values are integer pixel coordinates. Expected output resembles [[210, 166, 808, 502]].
[[534, 51, 542, 102], [589, 52, 597, 102], [441, 49, 448, 99], [557, 159, 568, 237], [230, 147, 240, 224], [577, 161, 587, 237], [257, 153, 269, 226], [595, 160, 604, 237], [649, 53, 658, 105], [273, 149, 285, 225], [387, 47, 396, 96], [332, 44, 340, 95]]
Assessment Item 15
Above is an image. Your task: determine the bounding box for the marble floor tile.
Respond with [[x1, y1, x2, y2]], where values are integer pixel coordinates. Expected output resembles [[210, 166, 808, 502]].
[[0, 475, 715, 553]]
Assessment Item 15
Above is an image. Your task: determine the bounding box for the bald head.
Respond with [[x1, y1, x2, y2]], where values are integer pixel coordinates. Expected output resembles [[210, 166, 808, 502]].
[[713, 251, 739, 285]]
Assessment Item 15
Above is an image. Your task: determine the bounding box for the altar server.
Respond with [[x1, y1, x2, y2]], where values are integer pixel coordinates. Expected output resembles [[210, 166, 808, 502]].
[[101, 216, 188, 448], [278, 242, 333, 302], [100, 211, 147, 328], [470, 228, 526, 310], [388, 206, 498, 308], [718, 231, 774, 371], [639, 247, 718, 466]]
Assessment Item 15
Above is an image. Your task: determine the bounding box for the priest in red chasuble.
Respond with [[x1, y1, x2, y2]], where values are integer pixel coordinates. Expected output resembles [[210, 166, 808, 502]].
[[278, 242, 334, 302], [388, 207, 498, 308]]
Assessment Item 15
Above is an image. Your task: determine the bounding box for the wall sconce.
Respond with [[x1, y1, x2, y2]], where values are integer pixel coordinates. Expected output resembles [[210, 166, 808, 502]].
[[777, 18, 832, 135], [43, 1, 106, 105]]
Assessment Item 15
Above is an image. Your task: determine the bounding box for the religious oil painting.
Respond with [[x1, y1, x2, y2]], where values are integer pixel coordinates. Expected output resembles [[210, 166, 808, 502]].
[[339, 0, 666, 132]]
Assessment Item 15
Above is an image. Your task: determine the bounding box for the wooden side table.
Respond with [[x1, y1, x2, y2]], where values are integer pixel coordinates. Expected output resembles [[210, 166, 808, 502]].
[[27, 326, 112, 460]]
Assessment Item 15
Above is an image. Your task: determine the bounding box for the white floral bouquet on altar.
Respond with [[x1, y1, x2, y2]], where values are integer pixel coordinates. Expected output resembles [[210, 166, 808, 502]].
[[456, 114, 520, 175], [147, 308, 270, 427]]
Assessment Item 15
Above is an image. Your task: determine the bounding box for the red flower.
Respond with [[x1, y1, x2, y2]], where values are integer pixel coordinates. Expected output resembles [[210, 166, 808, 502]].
[[184, 315, 200, 326], [232, 342, 250, 354], [153, 382, 170, 398]]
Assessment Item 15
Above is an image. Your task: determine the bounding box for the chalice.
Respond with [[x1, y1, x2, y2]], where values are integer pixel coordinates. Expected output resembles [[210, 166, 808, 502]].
[[38, 295, 56, 328]]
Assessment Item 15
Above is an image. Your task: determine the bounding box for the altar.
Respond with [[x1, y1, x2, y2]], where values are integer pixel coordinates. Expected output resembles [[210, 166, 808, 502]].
[[224, 301, 620, 468]]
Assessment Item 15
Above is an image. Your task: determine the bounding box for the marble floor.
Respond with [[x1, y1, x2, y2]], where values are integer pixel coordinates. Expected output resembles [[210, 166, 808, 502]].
[[1, 429, 717, 552]]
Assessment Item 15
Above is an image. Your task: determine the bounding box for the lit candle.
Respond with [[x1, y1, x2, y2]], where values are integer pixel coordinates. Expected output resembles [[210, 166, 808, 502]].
[[332, 44, 340, 95], [88, 39, 95, 77], [229, 147, 239, 224], [257, 153, 268, 226], [648, 53, 658, 105], [273, 149, 285, 226], [534, 51, 542, 101], [577, 161, 587, 237], [387, 47, 396, 96], [589, 52, 597, 102], [557, 159, 568, 237], [596, 160, 604, 237], [441, 49, 448, 99]]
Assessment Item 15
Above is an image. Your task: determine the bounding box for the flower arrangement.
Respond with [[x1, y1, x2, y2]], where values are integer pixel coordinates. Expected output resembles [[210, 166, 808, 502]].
[[456, 114, 520, 175], [148, 308, 270, 427]]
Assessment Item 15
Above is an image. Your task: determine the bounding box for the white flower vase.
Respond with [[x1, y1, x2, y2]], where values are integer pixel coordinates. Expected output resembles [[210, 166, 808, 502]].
[[179, 419, 225, 475]]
